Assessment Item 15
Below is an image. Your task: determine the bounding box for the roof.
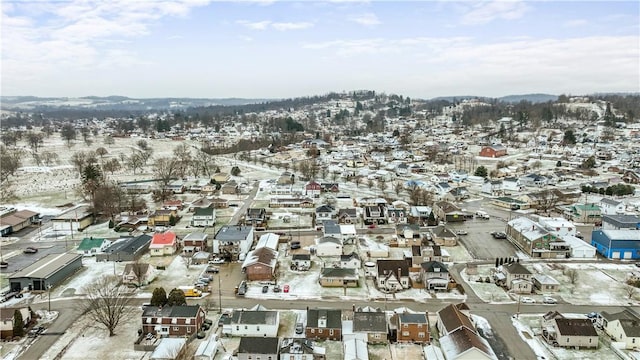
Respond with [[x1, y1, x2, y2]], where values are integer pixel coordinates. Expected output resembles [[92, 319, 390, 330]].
[[10, 253, 82, 280], [439, 327, 497, 360], [507, 217, 550, 241], [238, 337, 279, 354], [151, 231, 177, 246], [77, 237, 107, 251], [183, 232, 208, 241], [193, 207, 214, 216], [602, 214, 640, 227], [353, 311, 387, 332], [12, 209, 39, 219], [398, 312, 427, 324], [307, 309, 342, 328], [317, 236, 341, 245], [502, 262, 531, 275], [421, 261, 449, 273], [102, 235, 151, 255], [554, 318, 597, 337], [0, 214, 29, 227], [150, 338, 186, 360], [142, 305, 202, 318], [600, 198, 622, 206], [280, 338, 317, 354], [231, 310, 279, 325], [292, 254, 311, 261], [242, 247, 278, 269], [532, 274, 560, 285], [123, 263, 151, 274], [341, 252, 360, 261], [320, 267, 358, 279], [256, 233, 279, 250], [344, 337, 369, 360], [601, 229, 640, 241], [215, 225, 253, 241], [437, 304, 474, 334], [377, 259, 412, 276], [323, 220, 341, 234], [600, 309, 640, 337], [52, 205, 92, 220]]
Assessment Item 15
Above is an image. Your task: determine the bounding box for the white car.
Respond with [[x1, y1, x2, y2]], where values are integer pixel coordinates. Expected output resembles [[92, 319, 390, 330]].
[[521, 297, 536, 304], [543, 296, 557, 304], [209, 258, 225, 264]]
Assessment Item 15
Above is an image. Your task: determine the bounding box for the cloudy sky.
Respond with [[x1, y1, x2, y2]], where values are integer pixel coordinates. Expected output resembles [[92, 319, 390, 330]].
[[1, 0, 638, 99]]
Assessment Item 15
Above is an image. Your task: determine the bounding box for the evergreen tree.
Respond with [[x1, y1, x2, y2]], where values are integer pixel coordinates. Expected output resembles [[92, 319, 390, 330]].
[[474, 166, 488, 178], [150, 287, 167, 306], [13, 310, 24, 337], [167, 288, 186, 306]]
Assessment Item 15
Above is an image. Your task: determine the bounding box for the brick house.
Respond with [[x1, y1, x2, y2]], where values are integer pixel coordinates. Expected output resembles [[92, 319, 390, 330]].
[[141, 305, 205, 337], [182, 232, 208, 254], [305, 181, 322, 198], [306, 309, 342, 341], [396, 313, 429, 343], [241, 247, 278, 281], [479, 145, 507, 158]]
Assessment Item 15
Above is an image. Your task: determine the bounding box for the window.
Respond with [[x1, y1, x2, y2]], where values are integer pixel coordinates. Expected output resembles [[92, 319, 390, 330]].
[[173, 327, 179, 331], [311, 328, 315, 333], [319, 329, 323, 334], [418, 332, 425, 338], [257, 326, 260, 331], [402, 331, 409, 336], [329, 329, 334, 335], [236, 326, 240, 331], [567, 338, 570, 343], [403, 324, 408, 328]]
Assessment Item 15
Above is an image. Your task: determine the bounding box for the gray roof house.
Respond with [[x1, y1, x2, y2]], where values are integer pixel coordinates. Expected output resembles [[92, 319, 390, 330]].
[[237, 337, 279, 360]]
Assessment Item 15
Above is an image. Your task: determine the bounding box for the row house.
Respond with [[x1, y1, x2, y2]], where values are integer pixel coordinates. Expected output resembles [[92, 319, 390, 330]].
[[141, 305, 206, 337], [269, 197, 314, 208]]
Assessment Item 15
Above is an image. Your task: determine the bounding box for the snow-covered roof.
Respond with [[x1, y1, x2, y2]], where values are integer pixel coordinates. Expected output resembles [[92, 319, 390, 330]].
[[507, 217, 549, 241], [150, 338, 186, 360], [602, 229, 640, 241]]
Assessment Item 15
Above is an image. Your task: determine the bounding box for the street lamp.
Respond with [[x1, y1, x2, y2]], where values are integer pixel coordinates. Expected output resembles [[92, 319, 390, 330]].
[[47, 284, 52, 312]]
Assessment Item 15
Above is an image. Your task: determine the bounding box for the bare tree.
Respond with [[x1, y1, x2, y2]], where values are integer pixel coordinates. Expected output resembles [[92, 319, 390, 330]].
[[565, 268, 579, 285], [130, 258, 149, 287], [536, 189, 560, 215], [25, 131, 44, 153], [394, 181, 403, 197], [80, 275, 134, 336], [60, 123, 76, 148], [153, 157, 178, 202], [623, 284, 637, 299], [173, 143, 192, 179]]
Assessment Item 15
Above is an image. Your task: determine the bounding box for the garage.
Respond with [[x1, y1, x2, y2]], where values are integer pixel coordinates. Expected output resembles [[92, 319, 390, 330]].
[[9, 253, 83, 292]]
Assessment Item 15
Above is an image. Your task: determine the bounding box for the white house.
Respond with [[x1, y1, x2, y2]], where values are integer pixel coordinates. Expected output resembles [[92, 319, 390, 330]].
[[191, 207, 216, 227], [502, 177, 523, 193], [316, 236, 343, 257], [600, 198, 625, 215], [222, 310, 280, 337], [601, 309, 640, 350], [213, 225, 254, 261], [340, 252, 361, 269]]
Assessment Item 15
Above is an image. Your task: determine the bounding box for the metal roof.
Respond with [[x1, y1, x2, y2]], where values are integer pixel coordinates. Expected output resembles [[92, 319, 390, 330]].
[[10, 253, 82, 280]]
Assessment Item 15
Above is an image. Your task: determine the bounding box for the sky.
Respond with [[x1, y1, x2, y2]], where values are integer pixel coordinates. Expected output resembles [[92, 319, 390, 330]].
[[1, 0, 639, 99]]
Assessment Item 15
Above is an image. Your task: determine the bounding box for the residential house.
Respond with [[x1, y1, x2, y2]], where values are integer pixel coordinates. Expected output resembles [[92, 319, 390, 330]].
[[237, 337, 279, 360], [96, 234, 152, 262], [601, 214, 640, 230], [343, 336, 369, 360], [223, 310, 280, 337], [162, 199, 183, 210], [269, 197, 314, 208], [409, 206, 434, 226], [182, 232, 208, 254], [420, 261, 450, 291], [122, 262, 156, 286], [601, 309, 640, 349], [320, 183, 339, 193], [242, 247, 278, 281], [532, 274, 560, 293], [506, 217, 570, 258], [479, 145, 507, 158], [141, 305, 206, 337], [498, 262, 533, 293], [76, 237, 112, 257], [316, 236, 342, 257], [191, 207, 216, 227], [395, 224, 421, 246], [0, 307, 31, 339], [221, 180, 239, 195], [353, 308, 387, 344], [544, 318, 598, 349], [279, 338, 326, 360], [386, 207, 407, 224], [149, 231, 178, 256], [315, 205, 335, 222], [502, 177, 524, 193], [432, 201, 466, 223], [292, 254, 311, 271], [306, 309, 342, 341], [306, 181, 322, 198], [436, 303, 474, 336], [209, 198, 229, 208], [189, 198, 213, 212], [519, 173, 548, 187], [213, 225, 254, 261], [376, 259, 412, 292], [591, 229, 640, 259], [570, 204, 602, 224], [482, 180, 503, 196], [396, 313, 429, 343], [339, 252, 361, 269], [319, 268, 358, 287], [429, 226, 458, 246], [337, 209, 358, 224], [363, 206, 386, 225], [439, 327, 498, 360], [600, 198, 625, 215], [245, 208, 268, 229], [622, 170, 640, 184], [148, 209, 178, 228]]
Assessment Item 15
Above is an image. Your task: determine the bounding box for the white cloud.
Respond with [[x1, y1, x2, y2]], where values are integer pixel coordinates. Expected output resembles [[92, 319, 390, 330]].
[[237, 20, 313, 31], [460, 0, 529, 25], [272, 21, 314, 31], [349, 13, 381, 26]]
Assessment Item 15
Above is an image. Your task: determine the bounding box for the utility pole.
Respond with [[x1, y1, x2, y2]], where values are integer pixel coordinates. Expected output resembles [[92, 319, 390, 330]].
[[218, 272, 222, 313]]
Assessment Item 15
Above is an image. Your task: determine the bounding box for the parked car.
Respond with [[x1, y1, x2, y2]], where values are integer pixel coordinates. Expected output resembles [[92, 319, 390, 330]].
[[206, 266, 220, 273], [543, 296, 557, 304], [262, 285, 269, 293], [283, 284, 290, 293], [295, 322, 304, 334], [237, 281, 247, 296], [209, 258, 225, 264], [491, 231, 507, 239], [290, 241, 301, 250], [635, 262, 640, 268], [455, 230, 468, 235], [521, 297, 535, 304], [23, 247, 38, 254], [273, 285, 281, 293]]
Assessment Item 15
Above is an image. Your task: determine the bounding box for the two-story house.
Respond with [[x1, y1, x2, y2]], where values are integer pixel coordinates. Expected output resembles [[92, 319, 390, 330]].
[[337, 208, 358, 224], [601, 309, 640, 349], [279, 338, 326, 360], [245, 208, 268, 229], [599, 198, 625, 215], [141, 305, 206, 337], [363, 205, 386, 225], [122, 262, 156, 287], [306, 309, 342, 341], [396, 313, 429, 343], [316, 236, 342, 257], [305, 181, 322, 198], [386, 207, 407, 224], [339, 252, 361, 269], [76, 237, 112, 257], [315, 205, 335, 222], [182, 232, 208, 254], [213, 225, 254, 261], [420, 261, 450, 291], [497, 262, 533, 293], [223, 310, 280, 337], [376, 259, 412, 292], [506, 217, 570, 258], [148, 208, 178, 228], [237, 337, 279, 360], [191, 207, 216, 227], [0, 307, 31, 339], [436, 303, 474, 336]]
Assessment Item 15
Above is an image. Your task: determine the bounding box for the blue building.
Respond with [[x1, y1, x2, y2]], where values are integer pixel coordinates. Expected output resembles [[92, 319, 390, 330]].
[[591, 230, 640, 259]]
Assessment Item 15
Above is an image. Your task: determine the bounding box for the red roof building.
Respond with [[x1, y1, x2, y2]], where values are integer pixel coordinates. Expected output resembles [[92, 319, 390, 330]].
[[150, 231, 178, 256]]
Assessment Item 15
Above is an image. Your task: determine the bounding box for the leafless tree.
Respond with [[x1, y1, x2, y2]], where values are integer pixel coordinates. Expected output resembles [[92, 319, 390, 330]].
[[623, 284, 637, 299], [130, 258, 149, 287], [536, 189, 560, 214], [565, 268, 579, 285], [394, 181, 403, 197], [79, 275, 135, 336], [153, 157, 178, 202], [25, 131, 44, 153]]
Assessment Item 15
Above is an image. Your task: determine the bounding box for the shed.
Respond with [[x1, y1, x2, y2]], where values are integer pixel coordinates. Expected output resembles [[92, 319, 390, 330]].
[[194, 334, 218, 360], [9, 253, 83, 292], [150, 338, 187, 360]]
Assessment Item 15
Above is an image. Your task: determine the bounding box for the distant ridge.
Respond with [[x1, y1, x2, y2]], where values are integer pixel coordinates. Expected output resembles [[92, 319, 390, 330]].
[[429, 93, 557, 104]]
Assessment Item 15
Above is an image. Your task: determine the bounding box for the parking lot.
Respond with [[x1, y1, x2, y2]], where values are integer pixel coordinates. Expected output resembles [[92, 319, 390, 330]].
[[447, 217, 519, 261]]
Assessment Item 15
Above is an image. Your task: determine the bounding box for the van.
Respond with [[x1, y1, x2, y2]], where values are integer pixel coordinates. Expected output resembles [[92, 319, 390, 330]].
[[295, 313, 305, 334], [475, 210, 490, 220]]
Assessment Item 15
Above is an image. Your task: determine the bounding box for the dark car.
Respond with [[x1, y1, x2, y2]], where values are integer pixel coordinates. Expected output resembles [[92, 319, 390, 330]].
[[491, 231, 507, 239], [206, 266, 220, 273], [23, 247, 38, 254], [262, 285, 269, 293], [290, 241, 301, 250]]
